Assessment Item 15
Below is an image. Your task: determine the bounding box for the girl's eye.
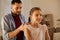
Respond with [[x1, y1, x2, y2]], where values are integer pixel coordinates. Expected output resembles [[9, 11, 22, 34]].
[[16, 7, 18, 10], [36, 14, 38, 16], [40, 14, 42, 16]]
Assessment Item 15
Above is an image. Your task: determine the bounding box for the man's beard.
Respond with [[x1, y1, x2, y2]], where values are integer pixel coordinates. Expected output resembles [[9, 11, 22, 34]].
[[16, 12, 21, 15]]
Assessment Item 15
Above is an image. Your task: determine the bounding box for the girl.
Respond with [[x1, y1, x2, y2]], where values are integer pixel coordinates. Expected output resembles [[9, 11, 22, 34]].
[[23, 7, 50, 40]]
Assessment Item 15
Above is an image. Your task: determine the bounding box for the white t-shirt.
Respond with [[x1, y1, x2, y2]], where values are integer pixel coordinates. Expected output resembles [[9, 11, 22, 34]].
[[25, 24, 48, 40]]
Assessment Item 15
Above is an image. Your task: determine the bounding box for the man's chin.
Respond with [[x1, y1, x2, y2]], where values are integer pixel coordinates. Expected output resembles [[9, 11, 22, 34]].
[[16, 13, 21, 15], [16, 14, 20, 15]]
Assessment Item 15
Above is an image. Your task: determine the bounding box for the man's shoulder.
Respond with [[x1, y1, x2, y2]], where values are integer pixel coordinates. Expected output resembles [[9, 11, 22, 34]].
[[3, 13, 12, 19], [4, 13, 11, 17], [20, 14, 25, 19], [20, 14, 24, 17]]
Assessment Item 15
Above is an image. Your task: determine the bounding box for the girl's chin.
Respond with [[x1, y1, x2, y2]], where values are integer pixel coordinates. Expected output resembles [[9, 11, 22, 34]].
[[36, 22, 40, 24]]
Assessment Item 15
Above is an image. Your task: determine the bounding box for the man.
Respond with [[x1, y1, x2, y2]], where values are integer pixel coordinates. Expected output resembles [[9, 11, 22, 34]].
[[1, 0, 25, 40]]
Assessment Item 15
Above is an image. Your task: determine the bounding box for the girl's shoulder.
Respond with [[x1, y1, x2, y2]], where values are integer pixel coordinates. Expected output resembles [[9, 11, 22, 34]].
[[24, 23, 31, 29], [39, 24, 48, 31]]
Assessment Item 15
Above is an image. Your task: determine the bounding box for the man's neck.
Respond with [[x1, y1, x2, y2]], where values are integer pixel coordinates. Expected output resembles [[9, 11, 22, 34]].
[[11, 12, 20, 16]]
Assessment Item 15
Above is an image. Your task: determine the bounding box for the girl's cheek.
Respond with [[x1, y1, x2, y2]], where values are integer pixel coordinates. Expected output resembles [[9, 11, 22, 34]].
[[41, 16, 43, 20]]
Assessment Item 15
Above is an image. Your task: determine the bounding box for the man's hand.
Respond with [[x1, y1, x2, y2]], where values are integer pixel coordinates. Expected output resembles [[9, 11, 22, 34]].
[[18, 24, 24, 31]]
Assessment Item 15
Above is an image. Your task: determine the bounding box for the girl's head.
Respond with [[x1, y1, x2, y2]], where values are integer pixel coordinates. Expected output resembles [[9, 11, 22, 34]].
[[28, 7, 43, 24]]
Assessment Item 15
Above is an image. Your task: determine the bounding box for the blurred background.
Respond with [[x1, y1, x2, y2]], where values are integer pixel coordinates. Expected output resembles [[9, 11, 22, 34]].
[[0, 0, 60, 40]]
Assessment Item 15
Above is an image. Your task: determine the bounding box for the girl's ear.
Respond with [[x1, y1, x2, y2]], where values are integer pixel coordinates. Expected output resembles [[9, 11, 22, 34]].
[[29, 15, 32, 19], [29, 15, 32, 20]]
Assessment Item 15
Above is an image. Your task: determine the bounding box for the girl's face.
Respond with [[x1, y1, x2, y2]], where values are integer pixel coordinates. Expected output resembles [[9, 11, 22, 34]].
[[30, 10, 43, 24]]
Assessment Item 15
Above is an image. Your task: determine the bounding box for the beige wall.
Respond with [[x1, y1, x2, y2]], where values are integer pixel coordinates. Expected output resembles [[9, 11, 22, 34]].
[[0, 0, 4, 36]]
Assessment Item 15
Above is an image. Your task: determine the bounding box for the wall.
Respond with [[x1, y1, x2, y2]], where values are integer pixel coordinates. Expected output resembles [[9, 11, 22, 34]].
[[0, 0, 4, 36]]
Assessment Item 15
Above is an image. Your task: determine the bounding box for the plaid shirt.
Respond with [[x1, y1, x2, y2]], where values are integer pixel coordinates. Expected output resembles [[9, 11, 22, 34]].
[[1, 13, 25, 40]]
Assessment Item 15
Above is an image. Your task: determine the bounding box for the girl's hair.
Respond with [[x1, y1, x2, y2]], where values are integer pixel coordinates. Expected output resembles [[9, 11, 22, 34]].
[[28, 7, 41, 23]]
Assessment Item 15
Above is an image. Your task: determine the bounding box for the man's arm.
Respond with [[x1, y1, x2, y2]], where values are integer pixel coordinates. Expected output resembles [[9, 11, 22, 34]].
[[8, 24, 23, 39], [1, 16, 24, 40]]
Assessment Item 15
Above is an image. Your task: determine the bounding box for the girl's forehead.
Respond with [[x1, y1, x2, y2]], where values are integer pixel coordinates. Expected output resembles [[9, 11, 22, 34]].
[[33, 10, 42, 14]]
